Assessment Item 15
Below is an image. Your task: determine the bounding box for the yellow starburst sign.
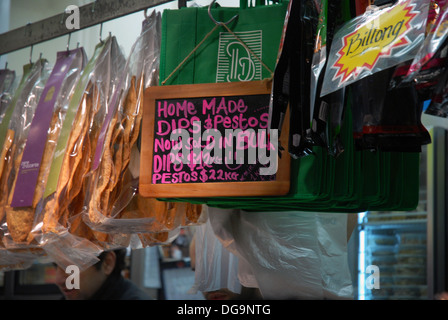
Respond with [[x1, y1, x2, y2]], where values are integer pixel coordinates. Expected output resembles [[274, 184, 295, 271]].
[[332, 0, 417, 84]]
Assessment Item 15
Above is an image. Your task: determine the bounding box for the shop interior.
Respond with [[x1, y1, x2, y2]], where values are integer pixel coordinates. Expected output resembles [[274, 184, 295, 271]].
[[0, 0, 447, 300]]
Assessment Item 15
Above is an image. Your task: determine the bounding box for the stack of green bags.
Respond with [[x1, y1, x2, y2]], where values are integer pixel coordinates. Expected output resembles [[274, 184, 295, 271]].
[[156, 0, 421, 213]]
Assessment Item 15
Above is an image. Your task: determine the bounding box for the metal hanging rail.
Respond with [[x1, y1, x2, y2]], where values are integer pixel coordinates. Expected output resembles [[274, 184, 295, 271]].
[[0, 0, 178, 56]]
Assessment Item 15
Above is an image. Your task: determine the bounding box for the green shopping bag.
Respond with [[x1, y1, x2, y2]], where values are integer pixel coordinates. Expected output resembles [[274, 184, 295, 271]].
[[159, 0, 288, 85], [156, 0, 290, 206], [399, 152, 420, 210], [156, 0, 422, 213], [206, 98, 353, 212], [205, 91, 421, 213]]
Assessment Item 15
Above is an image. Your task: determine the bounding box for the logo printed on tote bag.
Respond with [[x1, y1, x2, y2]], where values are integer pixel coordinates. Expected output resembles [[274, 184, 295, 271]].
[[216, 30, 262, 82]]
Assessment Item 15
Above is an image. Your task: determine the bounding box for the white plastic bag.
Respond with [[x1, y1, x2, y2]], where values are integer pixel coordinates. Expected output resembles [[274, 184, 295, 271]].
[[208, 206, 354, 300], [189, 212, 243, 296]]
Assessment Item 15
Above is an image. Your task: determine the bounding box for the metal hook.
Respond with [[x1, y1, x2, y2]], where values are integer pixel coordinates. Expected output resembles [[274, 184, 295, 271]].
[[99, 22, 104, 43], [24, 22, 31, 37], [60, 11, 66, 24], [208, 0, 238, 25], [67, 33, 72, 51], [29, 45, 34, 64]]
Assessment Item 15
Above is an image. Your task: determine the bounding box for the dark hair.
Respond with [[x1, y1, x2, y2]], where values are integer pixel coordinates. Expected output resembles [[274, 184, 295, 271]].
[[94, 248, 127, 277]]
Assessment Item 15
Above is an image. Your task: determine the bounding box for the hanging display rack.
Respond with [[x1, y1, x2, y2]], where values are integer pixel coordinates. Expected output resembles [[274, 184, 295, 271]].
[[0, 0, 186, 56]]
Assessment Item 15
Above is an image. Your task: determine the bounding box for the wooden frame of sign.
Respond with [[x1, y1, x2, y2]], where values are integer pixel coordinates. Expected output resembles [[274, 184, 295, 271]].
[[139, 79, 290, 198]]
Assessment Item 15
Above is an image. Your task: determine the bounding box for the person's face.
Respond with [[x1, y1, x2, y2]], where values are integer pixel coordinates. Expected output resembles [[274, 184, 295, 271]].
[[54, 264, 106, 300], [54, 252, 115, 300]]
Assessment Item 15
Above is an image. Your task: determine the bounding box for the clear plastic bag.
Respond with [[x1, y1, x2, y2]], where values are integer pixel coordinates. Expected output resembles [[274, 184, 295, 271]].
[[0, 247, 43, 272], [310, 0, 352, 157], [1, 66, 33, 256], [36, 37, 126, 270], [0, 68, 16, 124], [351, 66, 431, 152], [0, 68, 17, 227], [82, 11, 205, 247], [405, 0, 448, 83], [4, 49, 87, 251], [320, 0, 429, 96], [83, 12, 167, 235], [424, 47, 448, 117], [208, 206, 354, 299], [188, 210, 243, 296], [0, 58, 52, 248], [308, 0, 328, 149]]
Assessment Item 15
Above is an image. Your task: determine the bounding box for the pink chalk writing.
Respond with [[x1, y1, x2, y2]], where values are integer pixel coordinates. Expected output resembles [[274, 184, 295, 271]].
[[152, 94, 276, 184]]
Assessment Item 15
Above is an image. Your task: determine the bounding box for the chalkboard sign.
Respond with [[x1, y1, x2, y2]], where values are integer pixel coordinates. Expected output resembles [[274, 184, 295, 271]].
[[140, 80, 290, 198]]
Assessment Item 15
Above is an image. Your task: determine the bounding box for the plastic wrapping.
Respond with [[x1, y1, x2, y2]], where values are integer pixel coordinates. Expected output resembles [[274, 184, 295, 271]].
[[269, 0, 353, 158], [0, 67, 17, 203], [82, 11, 205, 246], [424, 47, 448, 117], [285, 0, 318, 158], [0, 65, 34, 269], [83, 14, 159, 233], [313, 0, 353, 157], [387, 0, 447, 99], [33, 37, 126, 270], [0, 247, 42, 272], [0, 68, 16, 124], [0, 58, 52, 247], [405, 0, 448, 84], [0, 18, 206, 271], [208, 206, 354, 300], [188, 210, 242, 296], [287, 0, 319, 158], [320, 0, 429, 96], [0, 64, 34, 156], [351, 66, 431, 152], [0, 59, 53, 270], [308, 0, 329, 149], [5, 49, 87, 248]]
